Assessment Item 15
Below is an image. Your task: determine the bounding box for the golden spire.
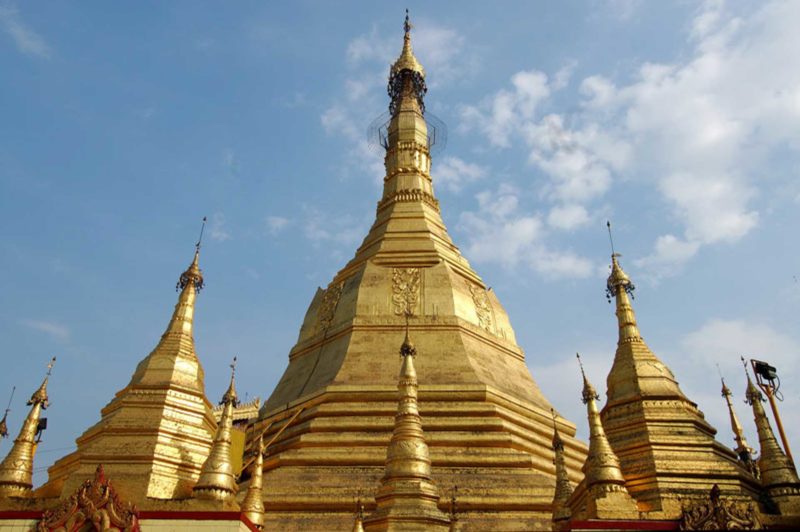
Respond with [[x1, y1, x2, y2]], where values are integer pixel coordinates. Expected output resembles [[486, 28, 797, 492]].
[[573, 354, 638, 519], [742, 359, 800, 498], [390, 9, 425, 80], [193, 356, 240, 502], [605, 222, 640, 343], [352, 496, 365, 532], [363, 320, 451, 530], [719, 369, 757, 475], [0, 387, 14, 440], [129, 217, 207, 389], [241, 434, 265, 529], [0, 357, 55, 497], [550, 408, 573, 522], [383, 9, 431, 188]]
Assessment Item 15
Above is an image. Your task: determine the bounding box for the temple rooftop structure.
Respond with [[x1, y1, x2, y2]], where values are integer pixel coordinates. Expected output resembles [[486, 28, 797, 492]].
[[0, 11, 797, 532]]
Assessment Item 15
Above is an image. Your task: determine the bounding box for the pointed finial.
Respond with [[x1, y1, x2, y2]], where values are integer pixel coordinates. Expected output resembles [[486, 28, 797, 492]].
[[404, 9, 412, 35], [577, 353, 599, 404], [221, 355, 239, 407], [550, 407, 564, 450], [606, 222, 635, 303], [352, 492, 366, 532], [717, 364, 731, 396], [177, 217, 206, 293], [0, 387, 14, 439], [29, 357, 55, 407], [400, 313, 416, 358], [742, 357, 763, 405]]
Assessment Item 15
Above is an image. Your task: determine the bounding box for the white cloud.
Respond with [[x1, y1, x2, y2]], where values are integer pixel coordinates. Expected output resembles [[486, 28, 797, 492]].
[[320, 104, 383, 181], [459, 185, 593, 279], [460, 69, 551, 148], [634, 234, 700, 279], [222, 148, 240, 178], [209, 212, 230, 242], [547, 204, 590, 231], [461, 0, 800, 277], [20, 319, 69, 342], [265, 216, 290, 236], [433, 156, 486, 193], [0, 4, 51, 59], [301, 205, 366, 250]]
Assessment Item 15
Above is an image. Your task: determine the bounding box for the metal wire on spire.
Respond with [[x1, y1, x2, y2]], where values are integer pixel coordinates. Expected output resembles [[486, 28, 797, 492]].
[[606, 220, 616, 256], [196, 216, 207, 252]]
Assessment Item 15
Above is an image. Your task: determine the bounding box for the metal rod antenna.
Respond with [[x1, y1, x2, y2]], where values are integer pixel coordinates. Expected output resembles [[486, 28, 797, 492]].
[[196, 216, 207, 251], [4, 386, 15, 414], [606, 221, 616, 256]]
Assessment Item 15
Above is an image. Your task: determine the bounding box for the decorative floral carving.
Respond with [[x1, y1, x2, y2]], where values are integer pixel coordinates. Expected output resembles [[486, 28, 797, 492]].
[[467, 282, 493, 332], [392, 268, 420, 316], [38, 464, 140, 532], [679, 484, 761, 530], [317, 281, 344, 331]]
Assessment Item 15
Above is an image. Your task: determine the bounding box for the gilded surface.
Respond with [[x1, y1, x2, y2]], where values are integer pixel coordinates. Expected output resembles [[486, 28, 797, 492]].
[[38, 465, 140, 532]]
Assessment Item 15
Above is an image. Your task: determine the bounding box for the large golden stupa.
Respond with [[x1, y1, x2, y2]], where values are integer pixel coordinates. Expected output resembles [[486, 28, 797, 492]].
[[0, 13, 798, 532]]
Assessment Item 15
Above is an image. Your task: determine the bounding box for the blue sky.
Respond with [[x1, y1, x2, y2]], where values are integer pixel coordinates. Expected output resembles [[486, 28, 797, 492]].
[[1, 1, 798, 485]]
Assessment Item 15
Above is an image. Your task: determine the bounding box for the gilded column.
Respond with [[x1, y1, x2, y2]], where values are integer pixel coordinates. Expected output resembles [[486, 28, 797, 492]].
[[193, 358, 240, 504], [721, 377, 758, 477], [363, 327, 451, 531], [0, 357, 54, 498], [570, 355, 638, 520], [241, 435, 265, 528]]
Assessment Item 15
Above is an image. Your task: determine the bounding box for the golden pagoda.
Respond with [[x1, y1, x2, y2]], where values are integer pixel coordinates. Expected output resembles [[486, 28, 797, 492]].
[[599, 250, 761, 516], [0, 10, 798, 532], [40, 237, 218, 503], [249, 12, 586, 530]]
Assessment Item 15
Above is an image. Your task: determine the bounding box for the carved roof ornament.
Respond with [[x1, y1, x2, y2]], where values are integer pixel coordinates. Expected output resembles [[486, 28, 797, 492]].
[[679, 484, 761, 531], [38, 464, 140, 532]]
